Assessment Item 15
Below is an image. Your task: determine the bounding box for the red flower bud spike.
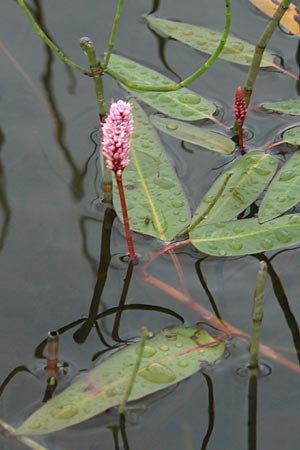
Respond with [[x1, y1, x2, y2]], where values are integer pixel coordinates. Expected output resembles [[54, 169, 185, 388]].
[[101, 100, 137, 264], [233, 86, 247, 150]]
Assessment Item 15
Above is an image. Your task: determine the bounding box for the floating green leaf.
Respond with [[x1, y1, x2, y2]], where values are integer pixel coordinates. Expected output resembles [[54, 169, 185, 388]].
[[17, 326, 225, 435], [107, 54, 216, 120], [150, 116, 235, 154], [262, 99, 300, 116], [259, 150, 300, 223], [190, 214, 300, 256], [282, 126, 300, 146], [112, 100, 191, 241], [190, 152, 278, 228], [146, 16, 274, 67]]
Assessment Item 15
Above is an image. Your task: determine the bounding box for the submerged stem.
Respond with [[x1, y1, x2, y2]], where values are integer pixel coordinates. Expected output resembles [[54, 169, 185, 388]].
[[118, 327, 148, 414]]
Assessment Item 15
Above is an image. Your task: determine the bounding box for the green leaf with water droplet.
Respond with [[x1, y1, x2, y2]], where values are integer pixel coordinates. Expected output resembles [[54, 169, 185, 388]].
[[190, 214, 300, 256], [112, 100, 191, 241], [150, 116, 235, 154], [190, 152, 278, 228], [17, 326, 224, 435], [262, 99, 300, 116], [146, 16, 273, 67], [259, 150, 300, 223], [282, 126, 300, 146], [107, 54, 216, 121]]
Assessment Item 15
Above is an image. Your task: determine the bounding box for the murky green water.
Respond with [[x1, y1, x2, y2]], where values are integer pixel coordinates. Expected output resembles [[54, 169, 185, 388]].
[[1, 1, 300, 449]]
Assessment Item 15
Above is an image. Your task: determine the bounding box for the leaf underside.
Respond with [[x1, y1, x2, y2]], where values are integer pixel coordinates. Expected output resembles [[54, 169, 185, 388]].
[[108, 53, 216, 121], [146, 16, 274, 67], [17, 326, 225, 435]]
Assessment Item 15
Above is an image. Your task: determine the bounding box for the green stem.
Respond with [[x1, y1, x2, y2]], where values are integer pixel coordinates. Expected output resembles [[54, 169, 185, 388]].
[[102, 0, 124, 70], [104, 0, 231, 91], [118, 327, 148, 414], [80, 37, 107, 117], [243, 0, 292, 107], [17, 0, 89, 75], [0, 419, 50, 450], [249, 261, 268, 370]]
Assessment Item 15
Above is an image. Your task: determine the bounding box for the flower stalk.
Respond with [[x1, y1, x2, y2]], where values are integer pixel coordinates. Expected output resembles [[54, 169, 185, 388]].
[[101, 100, 137, 263]]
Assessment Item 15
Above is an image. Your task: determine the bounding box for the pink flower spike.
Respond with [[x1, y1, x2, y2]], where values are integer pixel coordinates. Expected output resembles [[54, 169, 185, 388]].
[[233, 86, 247, 125], [101, 100, 133, 176]]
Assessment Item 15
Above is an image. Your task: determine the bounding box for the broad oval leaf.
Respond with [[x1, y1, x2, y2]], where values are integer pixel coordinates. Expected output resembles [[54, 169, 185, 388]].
[[107, 54, 216, 121], [282, 126, 300, 146], [249, 0, 300, 35], [17, 326, 225, 435], [262, 99, 300, 116], [259, 150, 300, 223], [112, 100, 191, 241], [190, 151, 278, 228], [146, 16, 274, 67], [282, 126, 300, 145], [190, 214, 300, 256], [150, 116, 235, 154]]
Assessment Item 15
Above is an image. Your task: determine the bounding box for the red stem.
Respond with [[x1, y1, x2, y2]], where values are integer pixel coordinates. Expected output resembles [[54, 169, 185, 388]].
[[115, 172, 137, 264], [238, 122, 244, 149]]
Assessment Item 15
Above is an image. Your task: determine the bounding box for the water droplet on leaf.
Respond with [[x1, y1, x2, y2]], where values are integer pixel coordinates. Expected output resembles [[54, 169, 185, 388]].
[[51, 405, 78, 420], [138, 363, 176, 383]]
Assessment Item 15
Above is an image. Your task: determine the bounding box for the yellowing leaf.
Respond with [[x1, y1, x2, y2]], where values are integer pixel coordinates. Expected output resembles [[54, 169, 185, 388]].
[[250, 0, 300, 35]]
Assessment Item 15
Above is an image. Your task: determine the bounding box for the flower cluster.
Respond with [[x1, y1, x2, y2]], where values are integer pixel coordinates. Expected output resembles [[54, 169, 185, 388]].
[[101, 100, 133, 176], [233, 86, 247, 125]]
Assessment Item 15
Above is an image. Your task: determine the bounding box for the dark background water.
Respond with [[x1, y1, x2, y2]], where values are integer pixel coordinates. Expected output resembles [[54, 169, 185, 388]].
[[1, 0, 300, 449]]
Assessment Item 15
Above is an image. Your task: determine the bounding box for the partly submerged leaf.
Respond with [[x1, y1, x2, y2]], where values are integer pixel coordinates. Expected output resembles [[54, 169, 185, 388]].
[[262, 99, 300, 116], [259, 150, 300, 223], [190, 152, 278, 228], [190, 214, 300, 256], [112, 100, 191, 241], [17, 326, 225, 435], [249, 0, 300, 35], [107, 54, 216, 121], [150, 116, 235, 154], [282, 126, 300, 146], [146, 16, 274, 67]]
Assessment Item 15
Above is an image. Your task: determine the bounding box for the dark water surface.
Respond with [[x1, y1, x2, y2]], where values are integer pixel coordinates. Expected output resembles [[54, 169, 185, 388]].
[[1, 0, 300, 449]]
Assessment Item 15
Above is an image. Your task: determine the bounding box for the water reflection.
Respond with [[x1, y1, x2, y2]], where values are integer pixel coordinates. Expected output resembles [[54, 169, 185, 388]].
[[31, 0, 91, 201], [0, 128, 11, 251]]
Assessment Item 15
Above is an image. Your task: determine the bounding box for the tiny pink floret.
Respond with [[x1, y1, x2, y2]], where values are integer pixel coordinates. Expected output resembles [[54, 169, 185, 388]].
[[101, 100, 133, 176], [233, 86, 247, 125]]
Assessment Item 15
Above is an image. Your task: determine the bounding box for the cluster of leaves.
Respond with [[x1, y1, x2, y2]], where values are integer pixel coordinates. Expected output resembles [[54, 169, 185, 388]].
[[107, 17, 300, 257]]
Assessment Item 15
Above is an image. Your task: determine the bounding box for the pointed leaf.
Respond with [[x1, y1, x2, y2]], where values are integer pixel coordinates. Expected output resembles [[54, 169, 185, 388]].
[[190, 151, 278, 227], [108, 54, 216, 120], [249, 0, 300, 35], [190, 214, 300, 256], [259, 150, 300, 223], [146, 16, 274, 67], [112, 100, 191, 241], [262, 99, 300, 116], [150, 116, 235, 154], [17, 326, 225, 435], [282, 126, 300, 146]]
